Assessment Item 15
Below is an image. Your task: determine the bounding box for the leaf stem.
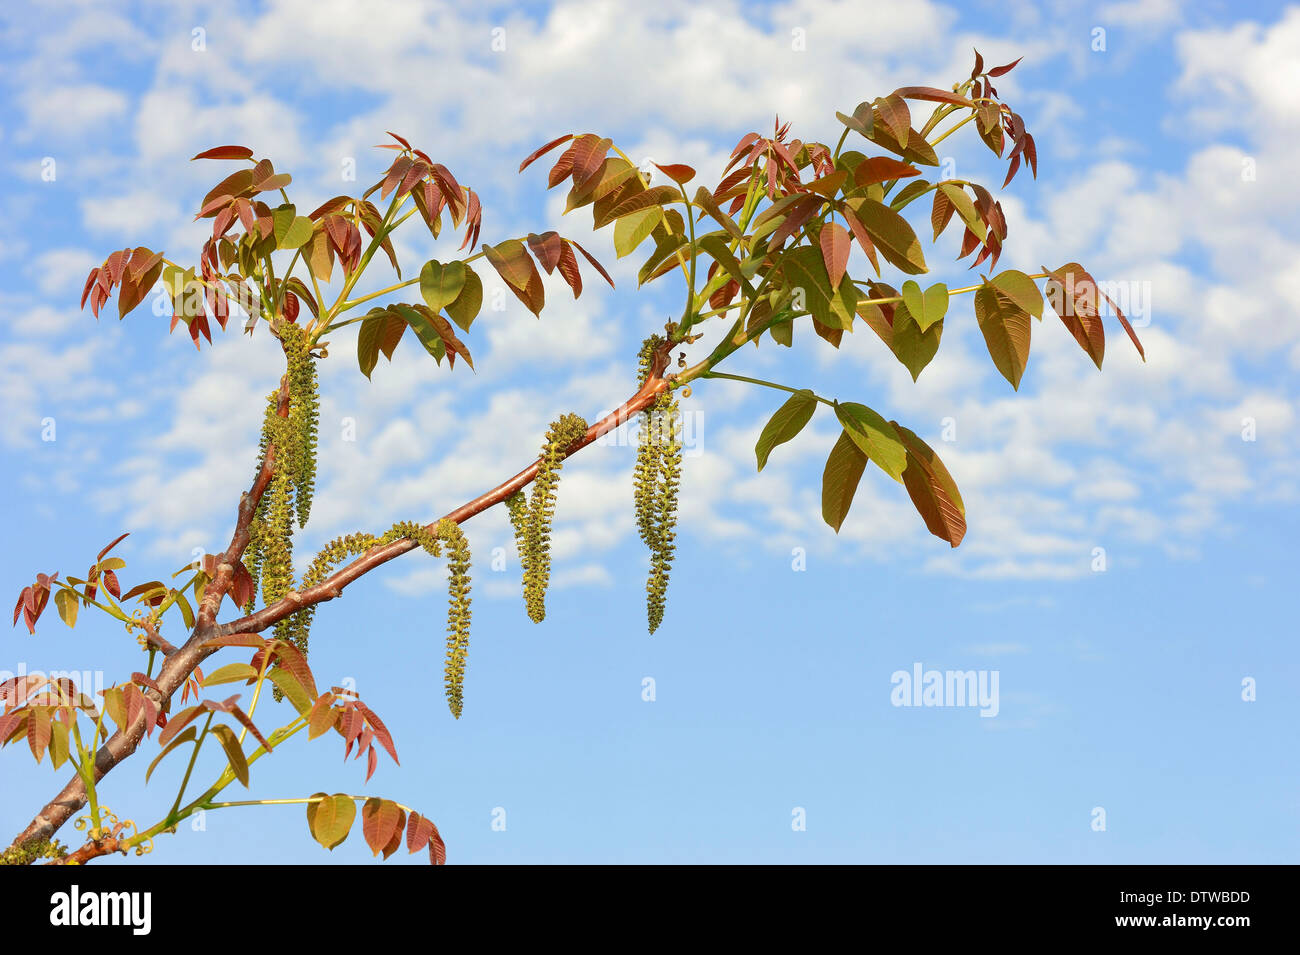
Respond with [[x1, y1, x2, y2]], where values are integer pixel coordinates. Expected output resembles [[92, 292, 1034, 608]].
[[702, 371, 835, 405]]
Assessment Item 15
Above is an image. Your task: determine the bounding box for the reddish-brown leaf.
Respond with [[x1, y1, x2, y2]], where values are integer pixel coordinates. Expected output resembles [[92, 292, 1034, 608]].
[[556, 241, 582, 298], [569, 240, 614, 289], [853, 156, 922, 188], [526, 232, 564, 274], [653, 163, 696, 185], [427, 822, 447, 866], [892, 86, 975, 107], [406, 811, 434, 853], [191, 145, 254, 161], [519, 134, 574, 173], [819, 222, 851, 290]]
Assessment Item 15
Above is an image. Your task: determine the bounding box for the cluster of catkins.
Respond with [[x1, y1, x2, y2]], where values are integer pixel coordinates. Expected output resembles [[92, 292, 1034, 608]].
[[633, 336, 681, 634], [506, 413, 589, 623], [244, 323, 319, 643], [243, 324, 474, 716]]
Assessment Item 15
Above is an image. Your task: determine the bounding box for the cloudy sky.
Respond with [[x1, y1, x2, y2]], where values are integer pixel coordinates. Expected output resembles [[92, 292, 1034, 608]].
[[1, 0, 1297, 863]]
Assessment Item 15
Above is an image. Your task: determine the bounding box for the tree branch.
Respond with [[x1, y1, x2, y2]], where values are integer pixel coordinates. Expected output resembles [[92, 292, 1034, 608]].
[[7, 343, 674, 856], [7, 378, 290, 853], [222, 350, 674, 636]]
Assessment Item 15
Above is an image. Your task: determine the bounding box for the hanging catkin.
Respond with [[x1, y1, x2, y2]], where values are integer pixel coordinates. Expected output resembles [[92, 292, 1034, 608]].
[[644, 390, 680, 634], [520, 413, 588, 623], [439, 519, 472, 719], [282, 323, 320, 529], [631, 336, 681, 634]]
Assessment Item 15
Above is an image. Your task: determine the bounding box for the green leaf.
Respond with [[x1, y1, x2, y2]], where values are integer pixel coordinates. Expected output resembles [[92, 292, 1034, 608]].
[[420, 260, 466, 314], [483, 239, 544, 316], [834, 402, 907, 481], [357, 309, 405, 378], [834, 102, 874, 139], [307, 793, 356, 850], [265, 668, 312, 715], [638, 231, 689, 287], [445, 265, 483, 332], [936, 183, 983, 241], [279, 216, 314, 250], [48, 720, 70, 770], [821, 430, 868, 532], [891, 305, 943, 381], [900, 280, 948, 332], [988, 269, 1043, 319], [842, 198, 927, 274], [894, 423, 966, 547], [210, 724, 249, 787], [54, 589, 78, 628], [202, 662, 257, 687], [783, 246, 857, 332], [172, 590, 195, 630], [693, 186, 743, 238], [755, 391, 817, 471], [613, 206, 663, 258], [974, 284, 1032, 389], [307, 697, 337, 739], [145, 727, 197, 783]]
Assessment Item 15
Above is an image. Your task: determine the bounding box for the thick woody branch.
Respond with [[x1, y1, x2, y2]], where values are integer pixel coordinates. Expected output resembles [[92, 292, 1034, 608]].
[[7, 379, 290, 853]]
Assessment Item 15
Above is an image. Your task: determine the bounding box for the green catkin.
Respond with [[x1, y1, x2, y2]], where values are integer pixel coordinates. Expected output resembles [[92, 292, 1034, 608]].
[[630, 336, 681, 634], [297, 519, 470, 719], [522, 413, 588, 623], [0, 837, 68, 866], [633, 336, 662, 549], [242, 390, 281, 612], [645, 391, 681, 634], [283, 324, 320, 529], [505, 490, 529, 580], [438, 519, 472, 719]]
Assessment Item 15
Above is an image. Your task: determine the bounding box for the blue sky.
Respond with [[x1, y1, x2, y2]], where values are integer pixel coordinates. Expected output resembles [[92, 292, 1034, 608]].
[[1, 0, 1297, 864]]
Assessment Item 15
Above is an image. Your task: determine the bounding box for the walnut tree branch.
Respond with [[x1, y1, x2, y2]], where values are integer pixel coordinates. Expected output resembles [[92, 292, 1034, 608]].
[[9, 342, 673, 856]]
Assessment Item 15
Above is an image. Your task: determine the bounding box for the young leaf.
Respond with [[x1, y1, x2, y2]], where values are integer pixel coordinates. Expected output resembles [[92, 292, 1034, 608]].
[[782, 247, 857, 332], [818, 223, 851, 291], [201, 662, 257, 687], [841, 198, 927, 274], [420, 259, 466, 313], [307, 793, 356, 850], [988, 269, 1043, 319], [192, 145, 254, 161], [974, 284, 1032, 389], [899, 280, 949, 331], [894, 424, 966, 547], [613, 206, 663, 258], [445, 264, 484, 331], [209, 724, 250, 787], [145, 727, 197, 783], [853, 156, 921, 188], [1044, 262, 1144, 362], [755, 390, 818, 471], [834, 402, 907, 481], [891, 302, 943, 381], [652, 162, 696, 185], [519, 133, 574, 173], [53, 589, 78, 628], [362, 798, 404, 857], [821, 431, 868, 533]]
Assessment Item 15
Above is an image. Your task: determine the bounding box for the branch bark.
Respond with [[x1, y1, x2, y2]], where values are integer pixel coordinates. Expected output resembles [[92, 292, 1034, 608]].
[[9, 343, 673, 855]]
